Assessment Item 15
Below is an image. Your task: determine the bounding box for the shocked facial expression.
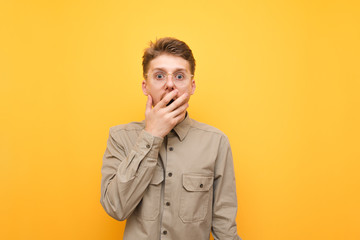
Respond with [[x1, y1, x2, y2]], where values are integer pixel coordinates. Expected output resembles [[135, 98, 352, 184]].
[[142, 53, 196, 106]]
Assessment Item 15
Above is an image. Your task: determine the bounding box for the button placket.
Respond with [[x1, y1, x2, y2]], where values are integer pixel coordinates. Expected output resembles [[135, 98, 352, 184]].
[[161, 135, 177, 238]]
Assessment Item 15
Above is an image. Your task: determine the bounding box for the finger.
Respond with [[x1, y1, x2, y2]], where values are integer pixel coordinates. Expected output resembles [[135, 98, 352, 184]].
[[167, 92, 189, 112], [170, 102, 189, 118], [173, 110, 187, 124], [145, 95, 152, 114], [157, 90, 178, 108]]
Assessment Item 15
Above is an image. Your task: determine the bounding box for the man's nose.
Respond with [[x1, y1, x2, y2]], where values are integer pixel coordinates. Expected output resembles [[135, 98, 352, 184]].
[[165, 75, 175, 89]]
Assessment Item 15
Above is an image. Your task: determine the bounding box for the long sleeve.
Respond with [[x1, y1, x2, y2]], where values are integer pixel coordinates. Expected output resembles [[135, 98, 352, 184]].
[[100, 127, 163, 221], [211, 135, 242, 240]]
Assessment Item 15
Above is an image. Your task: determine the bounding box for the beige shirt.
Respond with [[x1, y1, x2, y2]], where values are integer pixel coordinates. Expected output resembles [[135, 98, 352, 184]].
[[100, 114, 242, 240]]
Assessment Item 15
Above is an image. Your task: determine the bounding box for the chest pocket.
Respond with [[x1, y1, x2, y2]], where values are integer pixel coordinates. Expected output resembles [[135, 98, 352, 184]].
[[134, 166, 164, 221], [179, 174, 214, 223]]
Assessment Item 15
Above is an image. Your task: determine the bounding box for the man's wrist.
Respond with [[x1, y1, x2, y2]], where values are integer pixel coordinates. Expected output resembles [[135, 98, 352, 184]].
[[144, 127, 165, 138]]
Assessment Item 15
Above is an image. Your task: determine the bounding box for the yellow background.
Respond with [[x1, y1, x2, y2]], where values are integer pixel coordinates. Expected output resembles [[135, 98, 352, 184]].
[[1, 0, 359, 239]]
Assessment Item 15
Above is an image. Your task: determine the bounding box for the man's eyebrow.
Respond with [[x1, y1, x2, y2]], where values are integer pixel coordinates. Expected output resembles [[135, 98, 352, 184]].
[[152, 67, 187, 72]]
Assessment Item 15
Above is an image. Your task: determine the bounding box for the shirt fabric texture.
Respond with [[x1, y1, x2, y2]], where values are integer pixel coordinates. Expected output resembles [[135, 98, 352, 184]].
[[100, 114, 242, 240]]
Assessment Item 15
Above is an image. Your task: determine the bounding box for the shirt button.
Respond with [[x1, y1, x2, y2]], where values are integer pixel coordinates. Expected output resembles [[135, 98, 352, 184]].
[[163, 230, 167, 235], [200, 184, 204, 188], [166, 202, 170, 206], [168, 172, 173, 177], [169, 147, 174, 151], [146, 144, 150, 149]]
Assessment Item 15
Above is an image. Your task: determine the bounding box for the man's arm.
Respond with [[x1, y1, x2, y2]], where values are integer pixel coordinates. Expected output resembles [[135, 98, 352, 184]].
[[211, 135, 242, 240], [100, 128, 163, 221], [100, 90, 189, 221]]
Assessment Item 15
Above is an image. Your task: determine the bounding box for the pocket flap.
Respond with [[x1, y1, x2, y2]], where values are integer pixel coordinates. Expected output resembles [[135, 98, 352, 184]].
[[182, 174, 214, 191], [150, 166, 164, 185]]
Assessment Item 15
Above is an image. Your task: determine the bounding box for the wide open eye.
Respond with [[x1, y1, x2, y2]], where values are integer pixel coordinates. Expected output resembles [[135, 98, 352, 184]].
[[154, 72, 166, 80], [174, 72, 185, 80]]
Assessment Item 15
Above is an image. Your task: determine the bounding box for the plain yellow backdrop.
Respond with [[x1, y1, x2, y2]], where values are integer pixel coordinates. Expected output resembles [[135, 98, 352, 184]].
[[1, 0, 359, 239]]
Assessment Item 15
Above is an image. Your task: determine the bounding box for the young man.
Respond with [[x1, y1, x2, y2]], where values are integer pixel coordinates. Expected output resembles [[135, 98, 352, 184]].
[[100, 37, 242, 240]]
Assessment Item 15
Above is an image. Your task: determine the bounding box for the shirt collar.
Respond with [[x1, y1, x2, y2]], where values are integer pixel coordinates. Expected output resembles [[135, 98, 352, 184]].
[[173, 112, 191, 142]]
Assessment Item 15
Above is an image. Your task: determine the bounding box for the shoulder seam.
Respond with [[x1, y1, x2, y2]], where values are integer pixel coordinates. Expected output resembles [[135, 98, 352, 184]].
[[189, 125, 226, 137], [110, 127, 143, 133]]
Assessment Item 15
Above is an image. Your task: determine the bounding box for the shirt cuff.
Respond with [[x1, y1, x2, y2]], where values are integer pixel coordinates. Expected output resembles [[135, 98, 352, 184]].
[[137, 129, 163, 159]]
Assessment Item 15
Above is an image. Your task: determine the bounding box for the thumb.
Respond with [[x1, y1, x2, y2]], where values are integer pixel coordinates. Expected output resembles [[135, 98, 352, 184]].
[[145, 95, 152, 113]]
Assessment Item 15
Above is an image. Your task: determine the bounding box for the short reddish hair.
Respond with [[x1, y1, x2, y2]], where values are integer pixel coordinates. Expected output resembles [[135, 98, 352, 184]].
[[142, 37, 196, 78]]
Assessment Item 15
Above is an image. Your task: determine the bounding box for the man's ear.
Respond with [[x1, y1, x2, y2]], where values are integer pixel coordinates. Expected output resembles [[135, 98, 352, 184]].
[[190, 79, 196, 95], [142, 80, 148, 96]]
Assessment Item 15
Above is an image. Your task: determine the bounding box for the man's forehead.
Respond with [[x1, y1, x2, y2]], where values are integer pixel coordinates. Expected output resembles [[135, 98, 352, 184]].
[[148, 54, 190, 71]]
